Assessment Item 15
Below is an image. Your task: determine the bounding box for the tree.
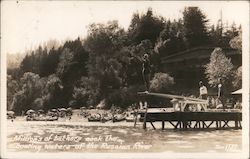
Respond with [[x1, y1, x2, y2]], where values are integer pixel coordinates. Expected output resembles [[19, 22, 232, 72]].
[[61, 38, 89, 78], [11, 90, 26, 115], [209, 21, 240, 48], [32, 98, 44, 110], [233, 66, 242, 90], [72, 77, 100, 107], [222, 23, 239, 47], [121, 38, 165, 88], [183, 7, 209, 48], [54, 38, 89, 106], [56, 48, 74, 77], [41, 46, 61, 76], [128, 8, 165, 45], [11, 35, 89, 111], [208, 23, 222, 46], [19, 46, 56, 77], [42, 39, 60, 51], [230, 29, 242, 90], [205, 48, 234, 93], [155, 19, 186, 56], [150, 72, 174, 93], [7, 75, 20, 110], [230, 30, 242, 52], [42, 74, 63, 110], [11, 72, 45, 114], [83, 21, 126, 106], [20, 53, 33, 74]]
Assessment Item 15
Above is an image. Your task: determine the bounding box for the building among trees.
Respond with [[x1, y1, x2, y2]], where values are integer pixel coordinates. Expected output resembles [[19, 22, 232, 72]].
[[161, 47, 241, 96]]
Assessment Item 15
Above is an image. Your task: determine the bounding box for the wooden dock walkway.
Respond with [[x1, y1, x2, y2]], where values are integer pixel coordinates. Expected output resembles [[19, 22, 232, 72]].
[[138, 110, 242, 130]]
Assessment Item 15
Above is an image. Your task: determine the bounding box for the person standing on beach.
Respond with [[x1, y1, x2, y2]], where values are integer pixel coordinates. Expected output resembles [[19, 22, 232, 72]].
[[142, 53, 151, 92], [199, 81, 208, 100], [217, 78, 226, 110]]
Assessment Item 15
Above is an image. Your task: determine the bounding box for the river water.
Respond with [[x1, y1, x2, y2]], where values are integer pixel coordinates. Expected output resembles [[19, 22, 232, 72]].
[[6, 120, 242, 153]]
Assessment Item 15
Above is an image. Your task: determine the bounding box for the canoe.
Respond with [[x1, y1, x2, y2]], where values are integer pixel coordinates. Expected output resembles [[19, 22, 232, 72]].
[[7, 111, 16, 119], [88, 117, 101, 122], [34, 116, 58, 121], [88, 113, 101, 122], [27, 116, 58, 121], [112, 114, 125, 122]]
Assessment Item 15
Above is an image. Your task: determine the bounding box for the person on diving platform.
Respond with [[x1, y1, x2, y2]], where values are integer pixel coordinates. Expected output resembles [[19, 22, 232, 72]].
[[142, 53, 151, 92]]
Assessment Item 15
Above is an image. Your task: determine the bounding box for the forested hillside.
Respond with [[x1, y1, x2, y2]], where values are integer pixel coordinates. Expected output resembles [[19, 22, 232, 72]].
[[7, 7, 241, 114]]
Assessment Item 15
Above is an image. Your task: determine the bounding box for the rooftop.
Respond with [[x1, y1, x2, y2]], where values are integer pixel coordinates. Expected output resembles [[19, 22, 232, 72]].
[[161, 47, 240, 64]]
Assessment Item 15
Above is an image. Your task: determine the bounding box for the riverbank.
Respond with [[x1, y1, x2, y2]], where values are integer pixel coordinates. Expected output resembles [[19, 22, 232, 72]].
[[7, 108, 242, 129], [7, 108, 135, 127]]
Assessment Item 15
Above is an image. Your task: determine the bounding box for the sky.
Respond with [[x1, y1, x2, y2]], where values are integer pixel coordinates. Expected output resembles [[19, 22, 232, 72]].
[[1, 1, 249, 54]]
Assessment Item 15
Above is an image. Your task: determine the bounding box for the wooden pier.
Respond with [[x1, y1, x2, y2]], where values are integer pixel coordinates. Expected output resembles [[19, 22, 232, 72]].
[[138, 109, 242, 130]]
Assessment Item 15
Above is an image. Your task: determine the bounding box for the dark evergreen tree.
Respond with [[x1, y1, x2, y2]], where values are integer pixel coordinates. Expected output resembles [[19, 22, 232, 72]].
[[183, 7, 209, 48], [155, 19, 186, 57], [208, 23, 222, 46], [128, 8, 165, 45], [41, 46, 61, 76]]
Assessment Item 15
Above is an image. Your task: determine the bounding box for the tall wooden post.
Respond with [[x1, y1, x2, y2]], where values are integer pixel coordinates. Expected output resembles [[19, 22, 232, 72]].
[[143, 105, 148, 130]]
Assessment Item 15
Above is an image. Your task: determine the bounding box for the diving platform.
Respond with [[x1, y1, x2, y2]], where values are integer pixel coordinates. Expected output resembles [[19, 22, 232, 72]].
[[136, 92, 242, 130], [138, 109, 242, 130]]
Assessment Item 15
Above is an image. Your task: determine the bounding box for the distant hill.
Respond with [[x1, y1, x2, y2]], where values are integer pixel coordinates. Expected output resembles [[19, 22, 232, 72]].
[[7, 53, 25, 69]]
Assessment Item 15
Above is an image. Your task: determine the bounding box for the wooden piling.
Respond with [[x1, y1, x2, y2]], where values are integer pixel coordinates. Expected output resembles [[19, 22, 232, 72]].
[[150, 122, 156, 130], [142, 107, 148, 130], [235, 120, 238, 129], [162, 121, 165, 130]]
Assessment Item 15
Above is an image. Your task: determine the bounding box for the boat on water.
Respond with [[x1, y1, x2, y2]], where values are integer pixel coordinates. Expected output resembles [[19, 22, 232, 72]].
[[112, 114, 125, 122], [88, 118, 101, 122], [125, 110, 136, 122], [26, 115, 58, 121], [88, 112, 113, 122], [7, 111, 16, 119], [88, 113, 101, 122]]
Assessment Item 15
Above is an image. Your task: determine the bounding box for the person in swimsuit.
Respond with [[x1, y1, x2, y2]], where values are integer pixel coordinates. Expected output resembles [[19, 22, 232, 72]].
[[142, 54, 151, 91], [217, 78, 226, 110], [199, 81, 208, 100]]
